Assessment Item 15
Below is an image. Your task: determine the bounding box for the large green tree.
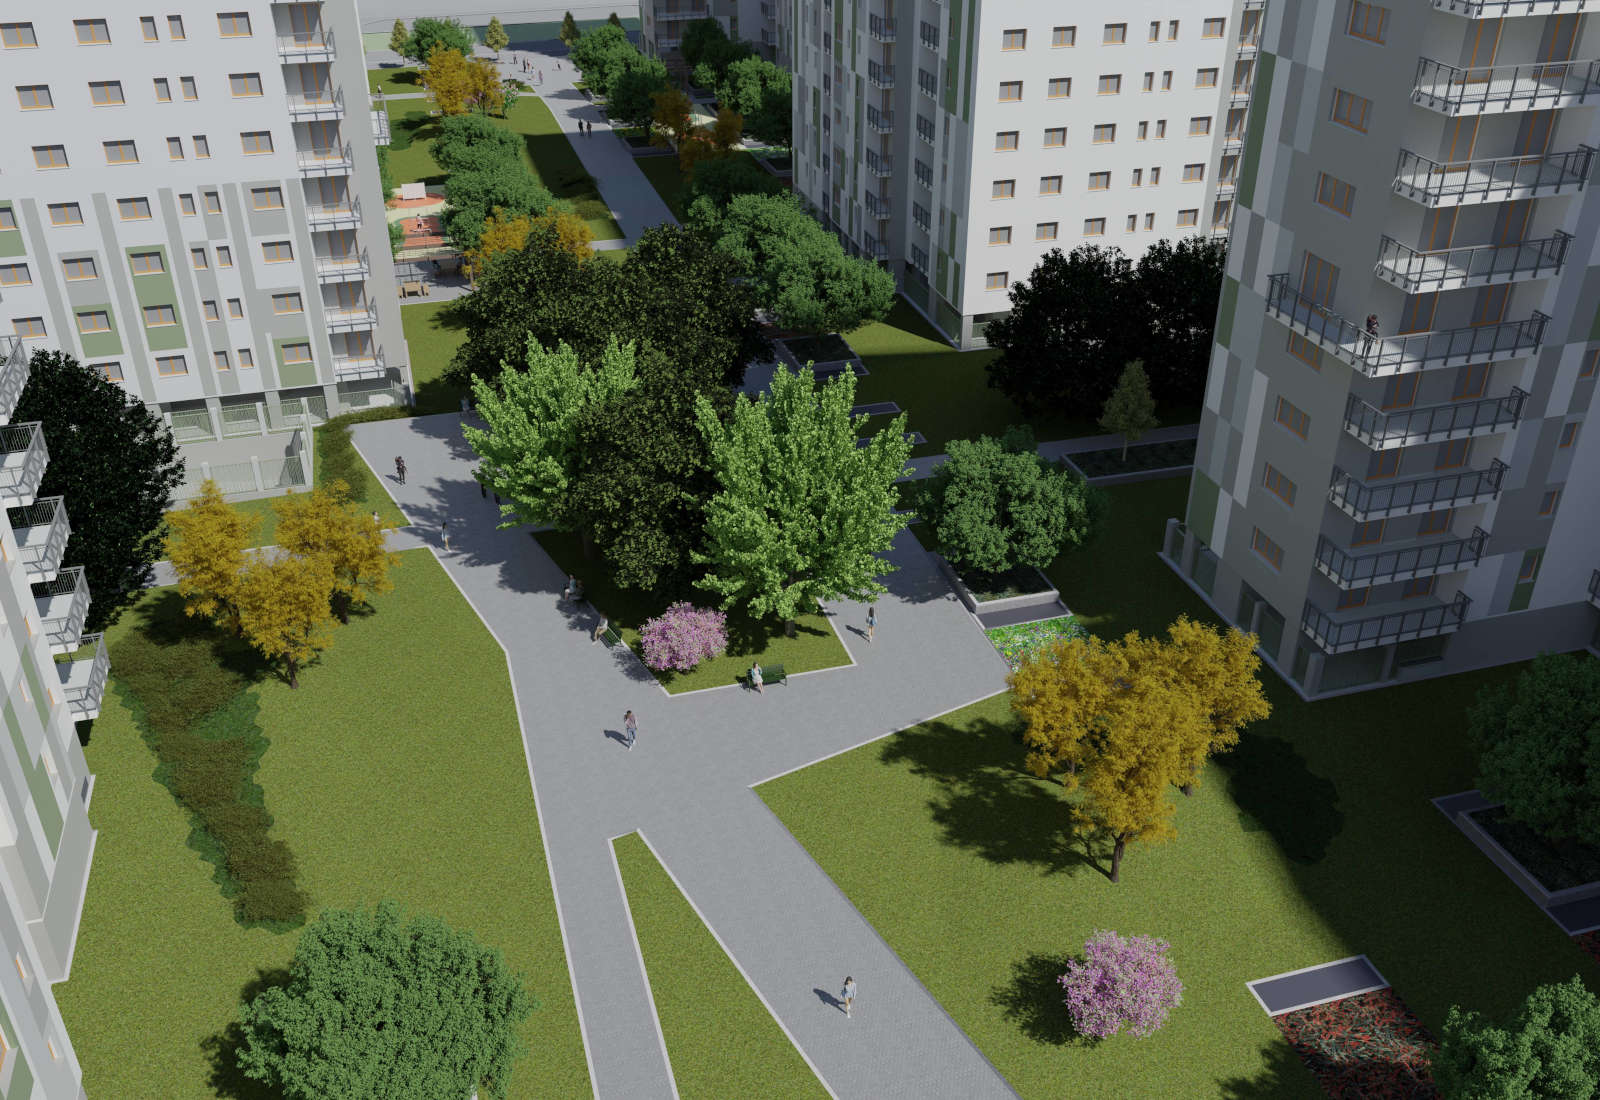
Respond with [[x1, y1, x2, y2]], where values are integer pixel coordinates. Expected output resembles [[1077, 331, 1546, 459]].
[[567, 23, 637, 99], [687, 154, 785, 207], [680, 18, 752, 90], [559, 11, 580, 46], [694, 365, 910, 628], [236, 902, 533, 1100], [483, 16, 510, 57], [431, 113, 523, 175], [1134, 237, 1227, 407], [1469, 652, 1600, 847], [405, 16, 475, 63], [1099, 360, 1160, 461], [13, 350, 184, 632], [1434, 976, 1600, 1100], [914, 426, 1104, 575], [444, 162, 562, 251], [717, 57, 792, 145], [605, 55, 671, 130], [387, 19, 411, 58]]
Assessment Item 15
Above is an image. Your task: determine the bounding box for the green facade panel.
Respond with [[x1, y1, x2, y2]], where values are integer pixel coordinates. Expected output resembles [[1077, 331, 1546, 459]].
[[0, 203, 20, 258], [75, 302, 124, 359], [275, 337, 317, 388], [1187, 471, 1221, 545], [3, 702, 61, 856], [125, 247, 188, 354], [1216, 276, 1240, 349], [1237, 52, 1275, 210]]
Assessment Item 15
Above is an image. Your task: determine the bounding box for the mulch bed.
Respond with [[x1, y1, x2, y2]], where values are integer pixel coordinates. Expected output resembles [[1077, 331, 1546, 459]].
[[1578, 930, 1600, 965], [1275, 988, 1438, 1100]]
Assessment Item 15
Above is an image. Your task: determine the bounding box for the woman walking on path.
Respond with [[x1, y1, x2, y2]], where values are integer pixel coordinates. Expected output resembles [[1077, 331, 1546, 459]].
[[623, 710, 637, 751], [842, 976, 857, 1018], [866, 605, 877, 644]]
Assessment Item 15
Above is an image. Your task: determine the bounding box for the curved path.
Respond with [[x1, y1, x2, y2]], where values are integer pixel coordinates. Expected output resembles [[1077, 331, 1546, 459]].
[[351, 414, 1017, 1099]]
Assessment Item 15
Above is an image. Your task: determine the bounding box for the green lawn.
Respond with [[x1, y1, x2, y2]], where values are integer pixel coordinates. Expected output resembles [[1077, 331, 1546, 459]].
[[402, 299, 471, 415], [383, 102, 448, 187], [613, 833, 827, 1099], [367, 66, 422, 97], [758, 475, 1598, 1098], [56, 552, 590, 1099], [534, 530, 851, 693]]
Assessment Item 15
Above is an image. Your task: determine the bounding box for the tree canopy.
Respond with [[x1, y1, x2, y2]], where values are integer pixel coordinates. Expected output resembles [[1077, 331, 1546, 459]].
[[421, 45, 503, 116], [1134, 237, 1227, 407], [432, 114, 523, 175], [681, 18, 753, 89], [16, 349, 184, 631], [606, 55, 671, 130], [687, 154, 785, 208], [272, 480, 397, 625], [405, 17, 474, 63], [165, 480, 253, 631], [567, 23, 638, 99], [1434, 976, 1600, 1100], [717, 57, 792, 145], [443, 161, 561, 252], [234, 552, 336, 689], [484, 16, 510, 56], [1099, 360, 1160, 461], [559, 12, 580, 46], [387, 19, 411, 58]]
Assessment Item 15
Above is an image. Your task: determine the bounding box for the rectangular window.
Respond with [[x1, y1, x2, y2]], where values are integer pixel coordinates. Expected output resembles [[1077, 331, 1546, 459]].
[[1149, 21, 1161, 42], [992, 180, 1016, 199], [213, 350, 230, 370], [1177, 209, 1199, 227], [1138, 121, 1149, 140], [1287, 331, 1321, 367], [0, 265, 29, 287], [179, 194, 196, 215], [61, 257, 96, 280], [1093, 124, 1116, 143], [1098, 74, 1121, 95], [1519, 549, 1543, 582], [141, 16, 158, 41], [1540, 490, 1561, 516], [1262, 463, 1297, 505], [1352, 520, 1385, 546], [99, 362, 123, 382], [1315, 171, 1356, 215], [48, 203, 82, 226], [1052, 26, 1075, 47], [16, 85, 51, 109], [190, 248, 208, 270], [1083, 218, 1106, 236], [1381, 375, 1419, 409], [985, 271, 1009, 290], [998, 81, 1022, 101], [1347, 1, 1388, 43], [1162, 72, 1173, 91], [167, 137, 184, 160], [1043, 127, 1066, 148], [1251, 528, 1284, 569], [218, 12, 252, 37], [1144, 213, 1156, 229], [1001, 28, 1026, 50], [1143, 72, 1155, 92], [251, 187, 284, 211], [1196, 69, 1218, 89], [154, 78, 171, 102], [227, 298, 243, 319], [1560, 421, 1580, 448], [282, 342, 312, 364], [1203, 17, 1226, 38], [1168, 20, 1180, 39], [1, 22, 38, 48], [262, 241, 294, 263], [989, 227, 1012, 245], [75, 311, 110, 334], [1337, 588, 1371, 610], [143, 305, 178, 328], [1402, 577, 1435, 599], [194, 135, 211, 158], [12, 318, 46, 338], [1150, 167, 1162, 184], [1189, 116, 1212, 136], [203, 300, 220, 321], [33, 146, 68, 169], [74, 19, 110, 44], [118, 197, 152, 220], [1453, 362, 1489, 399], [272, 293, 303, 314], [1419, 508, 1454, 535], [180, 76, 197, 101], [1036, 222, 1059, 241], [1182, 163, 1205, 183], [1331, 88, 1372, 132], [1048, 78, 1072, 98], [1436, 438, 1470, 468], [1040, 175, 1063, 195], [129, 251, 165, 274], [217, 246, 232, 267], [1088, 172, 1111, 190], [1104, 23, 1126, 44], [1125, 214, 1138, 233], [156, 355, 188, 376], [104, 140, 139, 165], [168, 15, 186, 39], [240, 131, 273, 155], [230, 73, 263, 97], [1275, 396, 1310, 437], [203, 191, 221, 213], [1132, 169, 1143, 186], [238, 348, 254, 368], [89, 81, 124, 105], [995, 131, 1019, 151]]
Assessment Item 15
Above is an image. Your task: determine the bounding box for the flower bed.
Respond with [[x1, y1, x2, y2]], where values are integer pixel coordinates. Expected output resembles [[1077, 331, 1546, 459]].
[[985, 615, 1084, 671], [1275, 988, 1438, 1100], [1578, 930, 1600, 966]]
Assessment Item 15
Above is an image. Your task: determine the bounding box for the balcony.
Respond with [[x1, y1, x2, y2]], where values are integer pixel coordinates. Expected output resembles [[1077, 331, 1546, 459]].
[[1393, 146, 1596, 207], [277, 30, 334, 61], [1264, 274, 1548, 377], [1375, 232, 1571, 293], [866, 194, 892, 220], [1314, 528, 1489, 589], [0, 335, 28, 427], [866, 107, 894, 134], [1236, 32, 1260, 57], [1433, 0, 1598, 15], [1222, 134, 1244, 155], [372, 102, 390, 147], [653, 5, 711, 21], [1329, 460, 1509, 521], [1344, 388, 1528, 449], [332, 351, 387, 381], [1413, 57, 1600, 115], [1301, 592, 1471, 654], [287, 87, 344, 120], [306, 198, 361, 230], [866, 151, 894, 177], [315, 254, 370, 283], [57, 632, 108, 722], [869, 15, 896, 42], [1590, 568, 1600, 609], [297, 144, 353, 176], [1229, 84, 1253, 104], [868, 62, 896, 90], [0, 422, 47, 508], [326, 305, 378, 333], [34, 566, 89, 655], [9, 496, 70, 582]]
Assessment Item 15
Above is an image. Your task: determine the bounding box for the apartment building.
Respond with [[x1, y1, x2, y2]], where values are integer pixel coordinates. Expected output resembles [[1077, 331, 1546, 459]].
[[1164, 1, 1600, 698], [644, 0, 782, 63], [780, 0, 1262, 348], [0, 335, 109, 1098], [0, 2, 410, 448]]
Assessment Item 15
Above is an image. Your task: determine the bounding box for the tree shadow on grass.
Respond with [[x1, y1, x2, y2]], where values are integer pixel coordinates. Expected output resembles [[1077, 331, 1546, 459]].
[[1219, 731, 1345, 865], [989, 950, 1098, 1047], [201, 967, 291, 1100], [1216, 1039, 1318, 1100]]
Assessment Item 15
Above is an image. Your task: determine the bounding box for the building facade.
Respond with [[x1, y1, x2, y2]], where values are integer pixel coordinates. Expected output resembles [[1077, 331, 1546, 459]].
[[0, 2, 410, 447], [1165, 0, 1600, 698], [644, 0, 781, 64], [779, 0, 1261, 348], [0, 336, 108, 1098]]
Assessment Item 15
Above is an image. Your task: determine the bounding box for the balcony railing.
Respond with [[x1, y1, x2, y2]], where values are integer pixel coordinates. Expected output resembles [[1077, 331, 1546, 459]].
[[1433, 0, 1598, 16], [1375, 232, 1571, 293], [866, 151, 894, 177], [1344, 388, 1528, 449], [326, 305, 378, 332], [866, 107, 894, 134], [1314, 528, 1489, 588], [869, 15, 896, 42], [866, 194, 892, 219], [332, 351, 387, 381], [307, 198, 361, 230], [1301, 592, 1471, 654], [297, 144, 353, 176], [34, 565, 89, 654], [277, 30, 334, 60], [372, 104, 390, 147], [1589, 568, 1600, 608], [1413, 56, 1600, 115], [315, 253, 370, 282], [9, 495, 70, 582], [0, 422, 47, 507], [653, 5, 711, 21], [0, 335, 28, 427], [1264, 274, 1548, 377], [1393, 145, 1596, 206], [287, 87, 344, 120], [868, 61, 896, 89], [1329, 460, 1509, 521], [58, 632, 108, 722]]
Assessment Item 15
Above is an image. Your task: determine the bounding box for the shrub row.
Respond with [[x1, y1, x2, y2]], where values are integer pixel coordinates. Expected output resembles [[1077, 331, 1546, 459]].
[[315, 406, 413, 507]]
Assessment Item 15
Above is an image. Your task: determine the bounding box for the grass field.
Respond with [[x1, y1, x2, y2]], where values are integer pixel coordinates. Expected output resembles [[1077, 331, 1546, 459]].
[[758, 475, 1598, 1098], [367, 66, 422, 98], [56, 551, 590, 1099], [613, 833, 827, 1099], [402, 299, 471, 415]]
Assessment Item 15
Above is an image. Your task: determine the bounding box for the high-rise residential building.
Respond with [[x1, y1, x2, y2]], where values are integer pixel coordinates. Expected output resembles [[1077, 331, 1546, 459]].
[[644, 0, 781, 64], [0, 3, 410, 449], [779, 0, 1262, 348], [1164, 1, 1600, 698], [0, 335, 108, 1097]]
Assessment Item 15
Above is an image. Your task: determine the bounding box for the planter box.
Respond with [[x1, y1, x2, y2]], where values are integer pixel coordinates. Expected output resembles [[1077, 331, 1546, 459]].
[[1456, 805, 1600, 908], [931, 553, 1061, 617]]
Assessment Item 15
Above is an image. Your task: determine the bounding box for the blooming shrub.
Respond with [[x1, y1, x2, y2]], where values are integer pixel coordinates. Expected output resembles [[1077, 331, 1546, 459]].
[[639, 603, 728, 672], [985, 615, 1085, 671], [1059, 929, 1183, 1039]]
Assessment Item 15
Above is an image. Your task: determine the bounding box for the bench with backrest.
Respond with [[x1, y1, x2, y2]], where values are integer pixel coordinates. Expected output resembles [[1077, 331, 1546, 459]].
[[750, 663, 787, 687], [601, 626, 625, 648]]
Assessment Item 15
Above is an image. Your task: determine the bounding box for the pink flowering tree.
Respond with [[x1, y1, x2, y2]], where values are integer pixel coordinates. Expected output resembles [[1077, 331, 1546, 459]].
[[639, 602, 729, 672], [1059, 929, 1183, 1039]]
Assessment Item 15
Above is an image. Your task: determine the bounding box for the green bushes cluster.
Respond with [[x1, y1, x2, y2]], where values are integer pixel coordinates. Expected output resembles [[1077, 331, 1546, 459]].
[[315, 407, 413, 507], [432, 114, 564, 250]]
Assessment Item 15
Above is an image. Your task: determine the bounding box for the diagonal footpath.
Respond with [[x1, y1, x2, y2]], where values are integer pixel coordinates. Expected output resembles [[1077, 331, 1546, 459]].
[[351, 414, 1016, 1099]]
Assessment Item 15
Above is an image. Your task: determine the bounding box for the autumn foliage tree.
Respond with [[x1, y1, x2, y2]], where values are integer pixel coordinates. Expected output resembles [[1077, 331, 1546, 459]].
[[165, 480, 255, 631], [273, 480, 398, 624], [422, 45, 503, 116], [235, 553, 337, 689]]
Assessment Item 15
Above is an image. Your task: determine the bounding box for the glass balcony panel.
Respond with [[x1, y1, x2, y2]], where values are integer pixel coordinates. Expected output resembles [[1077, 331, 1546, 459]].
[[33, 565, 89, 653], [1433, 0, 1598, 16], [1393, 145, 1596, 206], [1301, 593, 1471, 654]]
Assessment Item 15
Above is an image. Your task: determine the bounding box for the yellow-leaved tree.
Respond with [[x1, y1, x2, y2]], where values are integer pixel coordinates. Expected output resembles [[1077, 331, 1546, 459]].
[[1160, 616, 1270, 794], [529, 207, 594, 261], [421, 45, 473, 115], [1011, 633, 1117, 781], [165, 479, 256, 630], [235, 553, 336, 688], [272, 480, 398, 624]]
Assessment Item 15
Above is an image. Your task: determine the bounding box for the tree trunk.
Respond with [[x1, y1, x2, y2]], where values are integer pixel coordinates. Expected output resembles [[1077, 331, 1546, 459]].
[[1109, 835, 1126, 883], [334, 593, 351, 626], [580, 527, 597, 560], [1179, 761, 1199, 796], [287, 659, 299, 689], [785, 618, 797, 638]]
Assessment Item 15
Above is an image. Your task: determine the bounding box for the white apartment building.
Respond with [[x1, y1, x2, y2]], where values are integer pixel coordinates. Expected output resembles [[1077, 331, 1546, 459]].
[[644, 0, 781, 63], [779, 0, 1263, 348], [0, 336, 108, 1099], [0, 2, 410, 450]]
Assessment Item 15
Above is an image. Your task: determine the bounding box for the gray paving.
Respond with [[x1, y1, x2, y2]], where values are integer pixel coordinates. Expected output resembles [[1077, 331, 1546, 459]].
[[974, 602, 1073, 630], [349, 413, 1017, 1100]]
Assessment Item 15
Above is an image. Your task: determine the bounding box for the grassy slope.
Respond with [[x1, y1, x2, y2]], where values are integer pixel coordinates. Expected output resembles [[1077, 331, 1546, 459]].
[[613, 834, 827, 1099], [758, 476, 1597, 1098], [56, 552, 590, 1099]]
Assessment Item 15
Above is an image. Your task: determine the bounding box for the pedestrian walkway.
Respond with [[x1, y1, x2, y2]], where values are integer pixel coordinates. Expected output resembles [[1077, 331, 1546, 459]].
[[349, 413, 1017, 1100]]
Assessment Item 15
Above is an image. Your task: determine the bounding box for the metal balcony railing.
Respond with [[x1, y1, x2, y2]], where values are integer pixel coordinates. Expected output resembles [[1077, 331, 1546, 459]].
[[1314, 528, 1489, 588], [0, 335, 28, 427], [1329, 460, 1508, 521], [1393, 145, 1596, 206], [297, 143, 353, 176], [277, 29, 334, 60], [287, 87, 344, 119], [58, 632, 108, 721], [0, 422, 47, 507], [869, 15, 896, 42], [1264, 274, 1548, 377], [1301, 592, 1471, 654], [866, 107, 894, 134], [653, 5, 711, 20], [866, 194, 892, 219], [1375, 232, 1571, 293], [315, 253, 370, 282], [1413, 56, 1600, 115], [868, 61, 896, 89], [8, 495, 70, 582], [372, 103, 390, 147], [326, 305, 378, 332], [866, 151, 894, 177], [332, 350, 387, 380], [1433, 0, 1597, 16], [34, 565, 88, 653], [307, 197, 361, 230], [1344, 388, 1528, 449]]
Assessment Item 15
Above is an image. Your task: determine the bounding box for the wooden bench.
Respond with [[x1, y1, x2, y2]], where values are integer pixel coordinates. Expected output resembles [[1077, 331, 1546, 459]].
[[749, 663, 787, 687]]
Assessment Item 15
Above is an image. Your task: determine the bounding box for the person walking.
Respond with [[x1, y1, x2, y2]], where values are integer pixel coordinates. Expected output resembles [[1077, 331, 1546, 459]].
[[592, 612, 609, 644], [750, 662, 764, 694], [841, 976, 857, 1018], [371, 510, 381, 526], [562, 574, 575, 603], [394, 455, 406, 484], [866, 605, 877, 644], [441, 519, 450, 551], [623, 710, 637, 750]]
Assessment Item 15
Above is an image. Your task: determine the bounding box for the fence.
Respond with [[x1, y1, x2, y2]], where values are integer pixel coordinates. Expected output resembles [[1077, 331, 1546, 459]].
[[169, 406, 216, 442], [170, 430, 311, 501]]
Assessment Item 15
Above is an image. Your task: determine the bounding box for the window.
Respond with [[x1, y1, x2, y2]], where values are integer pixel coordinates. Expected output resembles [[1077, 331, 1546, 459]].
[[0, 264, 29, 287], [1138, 121, 1149, 140], [989, 227, 1012, 245], [156, 355, 188, 376], [1144, 212, 1156, 229], [1098, 74, 1121, 94], [1036, 222, 1059, 241], [1132, 168, 1143, 186], [61, 258, 96, 280], [1352, 520, 1384, 546], [1402, 577, 1435, 599], [1382, 375, 1418, 409], [2, 22, 38, 48], [1315, 171, 1356, 215], [203, 191, 221, 213], [998, 81, 1022, 101], [203, 300, 220, 321], [238, 348, 254, 368], [213, 350, 230, 370], [16, 85, 51, 109], [262, 240, 294, 262], [1331, 88, 1372, 132], [1104, 23, 1126, 44], [1196, 68, 1218, 88], [75, 311, 110, 334], [217, 12, 252, 36], [1149, 20, 1161, 42], [1337, 588, 1371, 610], [1043, 127, 1066, 147], [1262, 463, 1297, 505], [1040, 175, 1063, 195], [1275, 396, 1310, 437], [168, 15, 186, 39], [251, 187, 283, 210], [985, 271, 1009, 291], [1453, 362, 1489, 399], [129, 251, 165, 274], [90, 80, 126, 106], [1088, 172, 1111, 190], [1177, 209, 1199, 227], [1168, 20, 1180, 39], [227, 298, 243, 319], [12, 318, 46, 338], [1001, 28, 1026, 50], [1182, 163, 1205, 182], [1203, 17, 1226, 38], [180, 76, 197, 101], [1540, 490, 1561, 516], [230, 73, 263, 97], [143, 305, 178, 328], [282, 342, 312, 364], [1083, 218, 1106, 236], [992, 179, 1016, 199], [1347, 1, 1388, 43], [167, 137, 184, 160], [217, 246, 232, 267], [48, 203, 82, 226], [1251, 528, 1284, 569], [194, 135, 211, 158], [1142, 72, 1155, 92], [272, 293, 303, 314], [1048, 78, 1072, 98], [1093, 123, 1116, 143], [1189, 116, 1212, 136], [118, 197, 152, 220], [104, 140, 139, 165], [995, 131, 1019, 151], [179, 194, 196, 215], [1518, 549, 1543, 582], [1419, 509, 1454, 534], [154, 78, 171, 102], [190, 247, 208, 269], [141, 16, 159, 40], [0, 208, 12, 230], [74, 19, 110, 44], [1052, 26, 1075, 47], [1435, 438, 1470, 468], [1125, 214, 1138, 233], [1161, 71, 1173, 91], [1582, 348, 1600, 378], [1560, 421, 1581, 448], [240, 131, 273, 155], [1150, 167, 1162, 184], [98, 362, 123, 382], [33, 146, 68, 169]]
